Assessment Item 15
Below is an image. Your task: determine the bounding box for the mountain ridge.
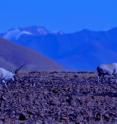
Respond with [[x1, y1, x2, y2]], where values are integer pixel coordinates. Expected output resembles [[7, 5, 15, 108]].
[[1, 26, 117, 71]]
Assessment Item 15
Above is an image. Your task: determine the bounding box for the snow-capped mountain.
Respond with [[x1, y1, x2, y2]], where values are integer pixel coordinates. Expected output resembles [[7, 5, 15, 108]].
[[2, 28, 33, 40], [1, 26, 49, 41], [1, 26, 117, 71]]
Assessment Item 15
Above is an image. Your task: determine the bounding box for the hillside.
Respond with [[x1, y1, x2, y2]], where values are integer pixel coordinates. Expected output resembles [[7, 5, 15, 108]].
[[0, 38, 60, 71]]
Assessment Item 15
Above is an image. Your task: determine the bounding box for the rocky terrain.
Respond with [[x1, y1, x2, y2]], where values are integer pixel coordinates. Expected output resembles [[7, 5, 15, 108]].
[[0, 72, 117, 124]]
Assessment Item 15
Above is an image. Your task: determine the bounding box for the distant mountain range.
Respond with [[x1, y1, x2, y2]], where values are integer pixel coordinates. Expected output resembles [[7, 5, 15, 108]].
[[1, 26, 117, 71], [0, 38, 60, 72]]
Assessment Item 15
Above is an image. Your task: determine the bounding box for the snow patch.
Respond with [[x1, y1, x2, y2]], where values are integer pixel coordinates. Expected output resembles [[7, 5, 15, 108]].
[[16, 31, 33, 40], [3, 29, 33, 40]]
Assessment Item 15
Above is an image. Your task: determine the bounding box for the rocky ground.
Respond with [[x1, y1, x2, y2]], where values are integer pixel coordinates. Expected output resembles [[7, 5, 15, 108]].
[[0, 72, 117, 124]]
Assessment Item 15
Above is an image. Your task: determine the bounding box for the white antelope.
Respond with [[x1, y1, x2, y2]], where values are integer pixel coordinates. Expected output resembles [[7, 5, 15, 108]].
[[97, 63, 117, 82], [0, 64, 25, 83]]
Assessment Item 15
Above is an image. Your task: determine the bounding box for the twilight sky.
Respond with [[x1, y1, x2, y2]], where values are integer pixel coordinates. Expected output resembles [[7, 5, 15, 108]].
[[0, 0, 117, 32]]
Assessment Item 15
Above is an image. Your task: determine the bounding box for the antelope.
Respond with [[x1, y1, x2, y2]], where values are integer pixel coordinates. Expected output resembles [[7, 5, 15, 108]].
[[0, 64, 25, 83], [97, 63, 117, 82]]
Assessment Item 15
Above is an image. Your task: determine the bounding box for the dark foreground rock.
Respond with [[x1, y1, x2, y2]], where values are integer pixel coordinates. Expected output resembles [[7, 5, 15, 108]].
[[0, 72, 117, 124]]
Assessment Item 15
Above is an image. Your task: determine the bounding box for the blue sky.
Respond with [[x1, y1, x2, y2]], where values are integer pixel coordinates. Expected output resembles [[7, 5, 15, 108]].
[[0, 0, 117, 32]]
